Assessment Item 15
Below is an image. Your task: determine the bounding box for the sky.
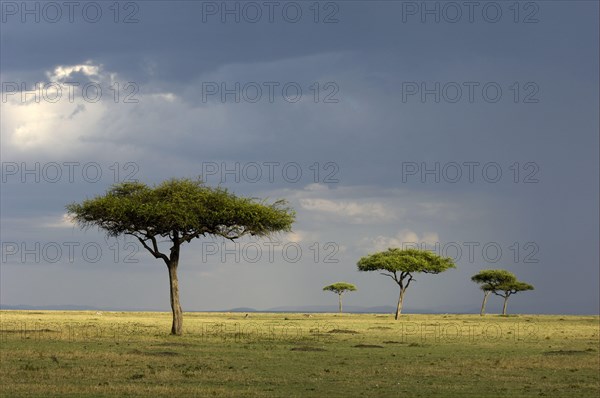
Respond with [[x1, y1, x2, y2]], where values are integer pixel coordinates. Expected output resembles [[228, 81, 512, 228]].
[[1, 0, 598, 315]]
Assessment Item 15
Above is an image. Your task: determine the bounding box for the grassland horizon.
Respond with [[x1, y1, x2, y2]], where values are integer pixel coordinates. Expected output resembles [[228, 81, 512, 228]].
[[1, 310, 598, 397]]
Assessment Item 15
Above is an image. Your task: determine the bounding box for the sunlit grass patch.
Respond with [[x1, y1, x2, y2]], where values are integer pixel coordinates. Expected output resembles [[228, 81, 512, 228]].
[[1, 311, 598, 397]]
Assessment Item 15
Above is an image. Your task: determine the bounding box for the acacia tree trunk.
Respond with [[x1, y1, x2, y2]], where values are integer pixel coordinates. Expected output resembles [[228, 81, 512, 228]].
[[338, 293, 343, 313], [168, 262, 183, 335], [480, 291, 491, 316], [502, 296, 509, 316], [395, 288, 405, 320]]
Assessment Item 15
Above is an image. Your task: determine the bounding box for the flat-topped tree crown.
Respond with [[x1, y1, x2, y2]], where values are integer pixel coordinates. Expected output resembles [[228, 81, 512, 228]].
[[323, 282, 357, 313], [471, 269, 518, 315], [471, 269, 517, 316], [323, 282, 357, 294], [494, 280, 534, 315], [66, 178, 295, 335], [471, 269, 534, 316], [357, 248, 455, 274], [67, 179, 294, 241], [471, 269, 517, 287], [496, 280, 534, 294], [357, 248, 455, 319]]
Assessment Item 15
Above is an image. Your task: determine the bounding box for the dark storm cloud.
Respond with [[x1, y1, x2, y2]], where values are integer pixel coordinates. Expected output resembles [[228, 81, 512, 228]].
[[1, 1, 598, 314]]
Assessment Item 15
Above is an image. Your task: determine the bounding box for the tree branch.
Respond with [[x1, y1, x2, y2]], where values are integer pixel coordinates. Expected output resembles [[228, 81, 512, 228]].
[[405, 273, 415, 289], [181, 231, 203, 244], [491, 290, 508, 298], [133, 234, 169, 265], [380, 272, 398, 282], [216, 225, 250, 241]]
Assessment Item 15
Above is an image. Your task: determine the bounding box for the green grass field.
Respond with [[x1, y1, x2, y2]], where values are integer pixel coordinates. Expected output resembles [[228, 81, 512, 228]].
[[0, 311, 598, 397]]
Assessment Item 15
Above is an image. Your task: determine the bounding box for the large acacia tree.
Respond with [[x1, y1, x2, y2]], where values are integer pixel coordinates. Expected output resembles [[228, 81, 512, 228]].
[[67, 178, 295, 335], [323, 282, 357, 313], [471, 269, 518, 316], [357, 248, 455, 319], [494, 280, 534, 315]]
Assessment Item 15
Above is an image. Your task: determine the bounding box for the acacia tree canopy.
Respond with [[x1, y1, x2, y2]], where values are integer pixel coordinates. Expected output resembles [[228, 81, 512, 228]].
[[357, 248, 455, 319], [495, 280, 534, 315], [67, 179, 295, 243], [471, 270, 534, 315], [495, 281, 535, 296], [471, 269, 517, 290], [358, 248, 455, 274], [323, 282, 357, 313], [66, 178, 295, 335], [472, 270, 518, 315], [323, 282, 357, 294]]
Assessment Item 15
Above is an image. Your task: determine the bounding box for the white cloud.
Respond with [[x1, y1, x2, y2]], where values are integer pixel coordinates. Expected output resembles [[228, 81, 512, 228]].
[[149, 93, 177, 102], [284, 231, 305, 243], [41, 213, 76, 229], [42, 213, 76, 228], [1, 61, 180, 158], [359, 229, 440, 253], [47, 62, 101, 81], [418, 202, 451, 216], [303, 183, 329, 192], [3, 95, 108, 153], [299, 198, 390, 224]]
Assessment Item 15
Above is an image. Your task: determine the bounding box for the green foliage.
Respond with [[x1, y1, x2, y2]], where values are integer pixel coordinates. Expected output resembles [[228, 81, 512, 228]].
[[357, 248, 456, 275], [471, 269, 517, 291], [495, 280, 535, 296], [471, 270, 533, 296], [66, 178, 296, 241], [357, 249, 455, 318], [480, 283, 494, 292], [323, 282, 357, 294], [67, 178, 296, 335]]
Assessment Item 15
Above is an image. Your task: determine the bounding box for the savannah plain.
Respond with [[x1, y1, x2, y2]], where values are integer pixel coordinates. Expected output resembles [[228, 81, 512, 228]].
[[0, 311, 598, 397]]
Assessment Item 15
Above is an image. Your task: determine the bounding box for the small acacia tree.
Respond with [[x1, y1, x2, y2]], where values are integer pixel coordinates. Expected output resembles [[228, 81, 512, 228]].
[[494, 280, 534, 315], [67, 178, 295, 335], [323, 282, 357, 313], [471, 269, 517, 316], [357, 248, 455, 319]]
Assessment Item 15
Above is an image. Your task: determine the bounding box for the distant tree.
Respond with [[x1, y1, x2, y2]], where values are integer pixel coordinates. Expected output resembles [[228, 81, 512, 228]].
[[357, 248, 455, 319], [323, 282, 357, 313], [493, 280, 534, 315], [471, 270, 517, 316], [67, 178, 295, 335]]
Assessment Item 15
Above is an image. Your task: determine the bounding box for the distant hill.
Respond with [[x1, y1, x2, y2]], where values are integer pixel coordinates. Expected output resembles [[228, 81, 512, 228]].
[[263, 305, 397, 313], [227, 307, 258, 313], [0, 304, 103, 311], [0, 303, 481, 314], [2, 303, 595, 315], [0, 304, 156, 312]]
